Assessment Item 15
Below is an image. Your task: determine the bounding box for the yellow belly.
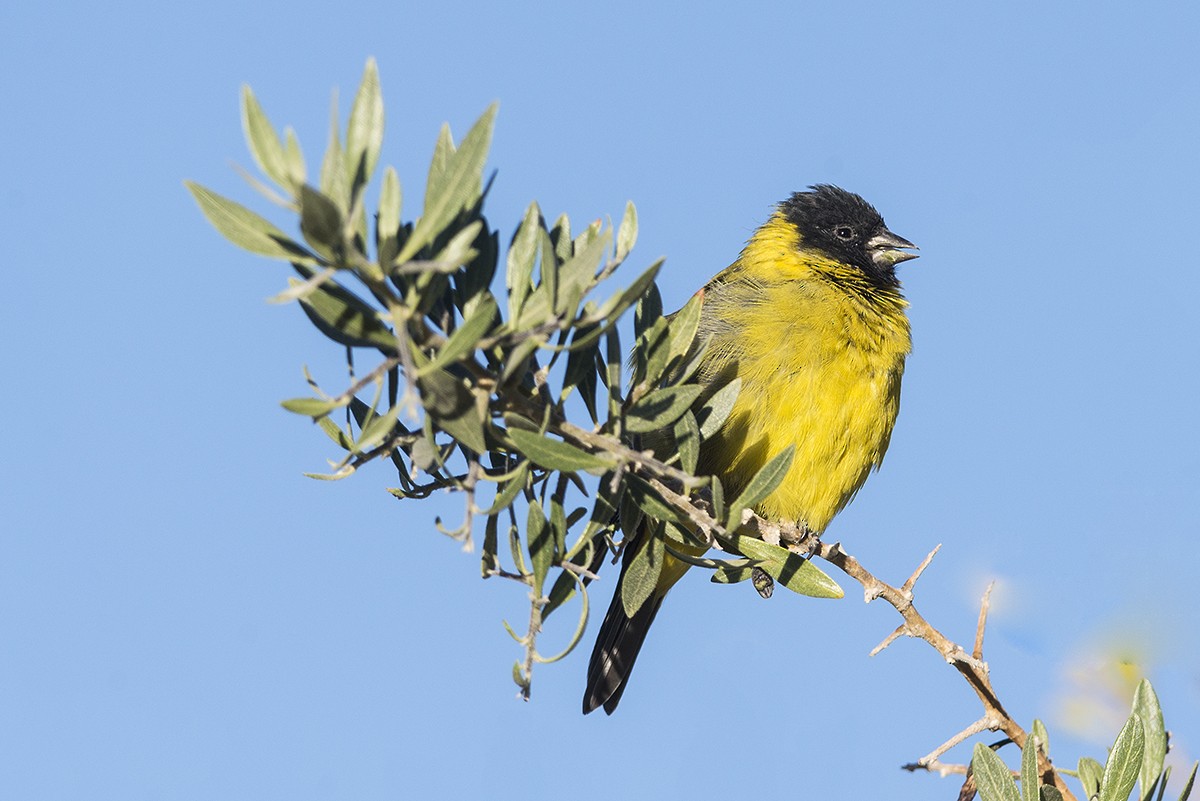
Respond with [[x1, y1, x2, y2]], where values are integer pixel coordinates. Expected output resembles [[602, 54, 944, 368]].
[[699, 275, 910, 533]]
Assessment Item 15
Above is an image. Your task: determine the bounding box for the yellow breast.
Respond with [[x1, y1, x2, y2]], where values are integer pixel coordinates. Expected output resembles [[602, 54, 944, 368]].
[[697, 215, 911, 532]]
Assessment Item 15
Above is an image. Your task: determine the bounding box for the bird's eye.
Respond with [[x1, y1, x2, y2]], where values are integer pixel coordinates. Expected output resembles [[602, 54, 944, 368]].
[[834, 226, 854, 240]]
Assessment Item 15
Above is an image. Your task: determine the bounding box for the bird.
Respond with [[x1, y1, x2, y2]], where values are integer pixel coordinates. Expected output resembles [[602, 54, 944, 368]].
[[582, 184, 918, 715]]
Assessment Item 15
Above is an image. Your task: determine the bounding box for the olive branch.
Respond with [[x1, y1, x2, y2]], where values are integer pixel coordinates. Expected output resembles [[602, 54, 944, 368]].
[[188, 59, 1196, 801]]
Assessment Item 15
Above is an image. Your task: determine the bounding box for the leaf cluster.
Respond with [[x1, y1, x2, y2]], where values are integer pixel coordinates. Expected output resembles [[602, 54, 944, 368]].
[[972, 681, 1195, 801], [188, 59, 842, 697]]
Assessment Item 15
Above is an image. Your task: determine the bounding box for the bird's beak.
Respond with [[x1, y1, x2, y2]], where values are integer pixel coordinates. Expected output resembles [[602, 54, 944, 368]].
[[867, 230, 919, 269]]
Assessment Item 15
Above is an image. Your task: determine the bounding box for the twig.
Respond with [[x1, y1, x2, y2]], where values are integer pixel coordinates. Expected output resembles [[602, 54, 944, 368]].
[[334, 354, 404, 406], [518, 590, 544, 702], [646, 477, 719, 547], [902, 544, 941, 594], [974, 581, 995, 661], [558, 560, 601, 582], [765, 528, 1078, 801], [902, 716, 993, 774], [870, 624, 906, 657]]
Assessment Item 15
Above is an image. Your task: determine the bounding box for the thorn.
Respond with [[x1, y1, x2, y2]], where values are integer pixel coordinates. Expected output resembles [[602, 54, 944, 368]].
[[901, 544, 942, 594], [871, 624, 906, 656], [973, 580, 996, 661]]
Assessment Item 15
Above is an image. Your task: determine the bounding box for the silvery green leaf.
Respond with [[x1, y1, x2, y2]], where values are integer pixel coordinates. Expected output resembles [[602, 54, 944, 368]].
[[616, 200, 637, 261], [1099, 715, 1145, 801], [280, 396, 347, 417], [240, 85, 289, 189], [378, 166, 401, 267], [1133, 680, 1167, 801], [419, 293, 497, 375], [283, 128, 306, 187], [319, 93, 348, 212], [725, 446, 794, 530], [697, 377, 740, 439], [527, 500, 552, 596], [186, 182, 316, 263], [1079, 757, 1104, 799], [345, 58, 384, 191], [395, 104, 496, 265], [299, 184, 343, 254], [727, 534, 842, 599], [291, 274, 395, 351], [507, 429, 614, 475], [620, 525, 664, 619], [625, 385, 703, 433], [972, 743, 1021, 801], [506, 202, 541, 322], [1022, 731, 1041, 801]]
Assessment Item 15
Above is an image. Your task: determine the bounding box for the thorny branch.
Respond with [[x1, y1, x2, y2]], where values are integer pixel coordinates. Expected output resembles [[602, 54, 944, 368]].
[[792, 534, 1075, 800], [648, 498, 1078, 800], [326, 281, 1075, 795]]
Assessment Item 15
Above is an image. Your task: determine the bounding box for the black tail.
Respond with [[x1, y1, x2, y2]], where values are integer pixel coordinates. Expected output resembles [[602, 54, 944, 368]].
[[582, 570, 664, 715]]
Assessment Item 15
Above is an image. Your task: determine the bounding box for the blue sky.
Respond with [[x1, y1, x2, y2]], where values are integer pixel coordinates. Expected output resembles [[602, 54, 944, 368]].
[[4, 2, 1199, 799]]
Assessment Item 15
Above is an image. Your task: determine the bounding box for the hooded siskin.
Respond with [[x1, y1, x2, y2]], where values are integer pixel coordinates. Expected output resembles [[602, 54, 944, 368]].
[[583, 185, 918, 715]]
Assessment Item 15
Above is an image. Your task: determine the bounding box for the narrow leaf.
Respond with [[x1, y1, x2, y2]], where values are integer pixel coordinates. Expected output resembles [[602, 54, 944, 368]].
[[727, 445, 795, 528], [318, 92, 347, 211], [972, 743, 1022, 801], [377, 166, 401, 266], [426, 124, 455, 206], [550, 214, 572, 263], [1100, 714, 1145, 801], [1032, 720, 1051, 758], [710, 476, 726, 523], [283, 128, 306, 186], [549, 494, 567, 564], [396, 104, 497, 265], [240, 85, 290, 188], [345, 57, 384, 188], [728, 535, 842, 598], [186, 182, 315, 262], [298, 184, 344, 253], [1177, 762, 1197, 801], [478, 462, 529, 517], [418, 369, 487, 454], [527, 500, 552, 597], [697, 376, 741, 439], [710, 562, 756, 584], [625, 385, 704, 433], [634, 314, 671, 390], [634, 283, 662, 341], [517, 228, 611, 329], [1022, 733, 1040, 801], [293, 276, 396, 351], [552, 228, 610, 321], [535, 570, 591, 662], [620, 525, 664, 619], [592, 259, 662, 323], [506, 202, 541, 322], [481, 513, 499, 577], [616, 201, 637, 260], [1133, 680, 1167, 800], [673, 410, 700, 474], [1079, 757, 1104, 799], [507, 429, 614, 475], [280, 396, 348, 417], [419, 294, 497, 375], [355, 405, 401, 452], [665, 291, 704, 372], [427, 219, 483, 273], [318, 416, 355, 451]]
